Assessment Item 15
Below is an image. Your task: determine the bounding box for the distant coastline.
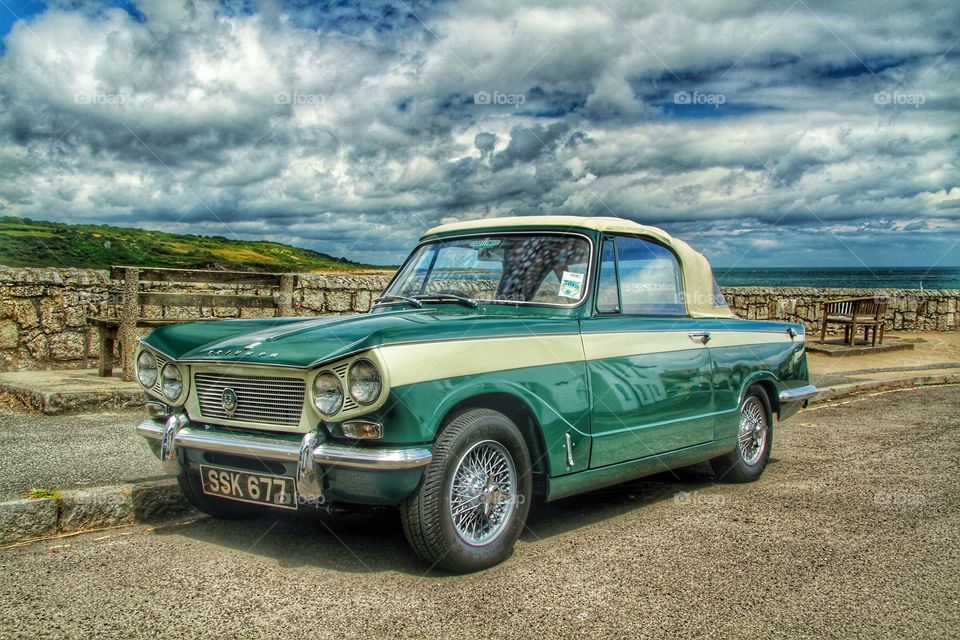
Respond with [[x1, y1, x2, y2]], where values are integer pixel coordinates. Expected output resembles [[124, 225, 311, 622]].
[[714, 267, 960, 290]]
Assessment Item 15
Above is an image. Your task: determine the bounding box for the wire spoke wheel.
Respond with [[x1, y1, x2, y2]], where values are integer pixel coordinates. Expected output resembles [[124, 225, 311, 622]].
[[448, 440, 517, 546], [401, 408, 532, 572], [738, 396, 769, 466]]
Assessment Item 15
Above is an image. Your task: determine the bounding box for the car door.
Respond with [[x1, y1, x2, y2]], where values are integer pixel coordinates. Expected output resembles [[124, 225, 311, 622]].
[[581, 234, 716, 468]]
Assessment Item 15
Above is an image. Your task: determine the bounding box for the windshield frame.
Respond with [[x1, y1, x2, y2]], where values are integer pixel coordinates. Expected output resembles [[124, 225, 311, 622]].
[[379, 230, 597, 309]]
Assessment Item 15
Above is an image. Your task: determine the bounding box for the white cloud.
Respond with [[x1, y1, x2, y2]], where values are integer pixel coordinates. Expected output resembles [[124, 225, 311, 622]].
[[0, 0, 956, 266]]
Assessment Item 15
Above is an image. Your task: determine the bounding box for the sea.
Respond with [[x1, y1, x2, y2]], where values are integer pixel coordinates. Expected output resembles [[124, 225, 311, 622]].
[[714, 267, 960, 290]]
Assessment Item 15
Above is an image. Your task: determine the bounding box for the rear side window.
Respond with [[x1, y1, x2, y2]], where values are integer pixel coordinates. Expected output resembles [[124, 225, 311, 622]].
[[712, 277, 727, 308], [604, 236, 685, 316]]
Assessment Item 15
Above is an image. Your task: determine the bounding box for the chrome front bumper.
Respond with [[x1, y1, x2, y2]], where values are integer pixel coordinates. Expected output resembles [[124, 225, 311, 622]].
[[137, 415, 433, 503]]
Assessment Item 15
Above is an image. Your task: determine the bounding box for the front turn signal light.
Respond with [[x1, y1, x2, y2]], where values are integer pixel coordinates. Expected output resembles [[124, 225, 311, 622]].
[[341, 421, 383, 440]]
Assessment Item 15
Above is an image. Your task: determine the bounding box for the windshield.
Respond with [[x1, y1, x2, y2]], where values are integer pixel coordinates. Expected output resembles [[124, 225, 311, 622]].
[[383, 233, 593, 306]]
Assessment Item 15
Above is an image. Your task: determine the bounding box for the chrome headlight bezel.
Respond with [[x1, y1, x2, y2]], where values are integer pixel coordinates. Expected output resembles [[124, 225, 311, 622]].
[[307, 352, 389, 423], [161, 363, 184, 402], [136, 350, 158, 389], [312, 370, 344, 417], [348, 358, 382, 406]]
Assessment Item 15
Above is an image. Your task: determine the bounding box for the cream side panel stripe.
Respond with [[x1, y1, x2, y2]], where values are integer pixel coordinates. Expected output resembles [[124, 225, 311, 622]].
[[380, 330, 793, 387], [381, 335, 585, 387], [706, 331, 793, 349], [582, 330, 791, 361], [582, 331, 699, 361]]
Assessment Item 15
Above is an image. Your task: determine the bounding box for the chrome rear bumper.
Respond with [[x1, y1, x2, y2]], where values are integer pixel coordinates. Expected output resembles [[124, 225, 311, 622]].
[[778, 384, 819, 404], [137, 415, 433, 502]]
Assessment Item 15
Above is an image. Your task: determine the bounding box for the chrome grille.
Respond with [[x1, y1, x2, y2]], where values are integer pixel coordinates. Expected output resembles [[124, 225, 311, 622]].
[[195, 373, 305, 426]]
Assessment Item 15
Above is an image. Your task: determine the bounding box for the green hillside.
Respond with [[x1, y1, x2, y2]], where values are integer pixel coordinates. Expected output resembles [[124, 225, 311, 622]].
[[0, 216, 383, 272]]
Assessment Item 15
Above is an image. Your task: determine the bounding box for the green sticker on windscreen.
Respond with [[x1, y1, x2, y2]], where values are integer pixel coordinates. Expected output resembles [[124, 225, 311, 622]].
[[559, 271, 585, 299], [469, 239, 502, 250]]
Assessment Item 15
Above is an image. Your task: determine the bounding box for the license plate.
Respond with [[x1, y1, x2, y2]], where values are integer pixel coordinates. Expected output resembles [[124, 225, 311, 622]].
[[200, 465, 298, 510]]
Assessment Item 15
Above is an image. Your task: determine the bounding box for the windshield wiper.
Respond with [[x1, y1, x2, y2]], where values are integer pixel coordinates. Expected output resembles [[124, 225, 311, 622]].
[[412, 293, 478, 308], [372, 294, 422, 308]]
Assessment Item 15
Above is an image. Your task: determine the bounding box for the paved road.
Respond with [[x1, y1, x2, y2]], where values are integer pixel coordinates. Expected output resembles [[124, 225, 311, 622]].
[[1, 386, 958, 639], [0, 407, 161, 501]]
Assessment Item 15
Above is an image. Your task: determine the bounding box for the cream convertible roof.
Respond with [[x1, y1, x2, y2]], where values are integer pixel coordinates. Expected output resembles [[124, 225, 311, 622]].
[[423, 216, 735, 318]]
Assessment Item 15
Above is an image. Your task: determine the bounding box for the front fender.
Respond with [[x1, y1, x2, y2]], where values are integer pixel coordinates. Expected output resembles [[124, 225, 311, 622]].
[[379, 364, 591, 476]]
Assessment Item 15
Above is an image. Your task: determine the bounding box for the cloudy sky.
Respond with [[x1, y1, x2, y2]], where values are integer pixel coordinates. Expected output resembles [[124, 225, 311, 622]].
[[0, 0, 957, 268]]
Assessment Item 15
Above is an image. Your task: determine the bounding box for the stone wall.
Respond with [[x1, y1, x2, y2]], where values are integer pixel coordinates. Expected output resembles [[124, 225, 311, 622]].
[[722, 287, 960, 335], [0, 267, 957, 371], [0, 267, 392, 372]]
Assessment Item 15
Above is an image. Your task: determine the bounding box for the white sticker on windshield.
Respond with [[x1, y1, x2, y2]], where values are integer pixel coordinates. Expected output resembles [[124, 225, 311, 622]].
[[559, 271, 585, 299]]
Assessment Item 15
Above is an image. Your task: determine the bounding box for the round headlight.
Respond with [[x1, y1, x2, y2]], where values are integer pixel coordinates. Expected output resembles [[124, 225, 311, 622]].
[[348, 359, 381, 405], [313, 371, 343, 416], [137, 351, 158, 389], [161, 363, 183, 401]]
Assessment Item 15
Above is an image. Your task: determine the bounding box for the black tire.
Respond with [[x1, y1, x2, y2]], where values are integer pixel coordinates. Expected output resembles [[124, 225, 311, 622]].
[[178, 468, 267, 520], [710, 385, 773, 483], [400, 408, 532, 573]]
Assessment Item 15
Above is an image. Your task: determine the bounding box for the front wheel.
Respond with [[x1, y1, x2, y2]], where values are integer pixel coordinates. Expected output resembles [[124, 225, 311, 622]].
[[710, 385, 773, 483], [401, 408, 532, 573]]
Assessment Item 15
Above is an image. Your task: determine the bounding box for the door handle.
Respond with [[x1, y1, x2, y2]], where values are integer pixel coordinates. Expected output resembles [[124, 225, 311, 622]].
[[688, 332, 711, 345]]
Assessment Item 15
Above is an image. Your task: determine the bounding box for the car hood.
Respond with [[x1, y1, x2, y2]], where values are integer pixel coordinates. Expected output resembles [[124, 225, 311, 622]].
[[142, 308, 576, 369]]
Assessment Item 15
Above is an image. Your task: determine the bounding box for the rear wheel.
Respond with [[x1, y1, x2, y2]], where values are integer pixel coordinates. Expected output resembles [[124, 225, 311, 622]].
[[401, 408, 532, 573], [710, 385, 773, 483], [177, 468, 266, 520]]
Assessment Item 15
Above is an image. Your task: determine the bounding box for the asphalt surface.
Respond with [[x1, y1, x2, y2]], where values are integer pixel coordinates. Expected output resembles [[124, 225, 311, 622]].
[[0, 407, 161, 500], [1, 385, 958, 639]]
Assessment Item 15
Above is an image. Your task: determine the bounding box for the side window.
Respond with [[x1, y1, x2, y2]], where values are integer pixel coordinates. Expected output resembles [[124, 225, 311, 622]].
[[596, 237, 620, 313], [615, 236, 685, 315]]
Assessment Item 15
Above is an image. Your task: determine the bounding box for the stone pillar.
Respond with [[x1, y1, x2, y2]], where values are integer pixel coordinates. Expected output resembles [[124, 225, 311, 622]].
[[119, 267, 140, 382], [278, 274, 294, 317]]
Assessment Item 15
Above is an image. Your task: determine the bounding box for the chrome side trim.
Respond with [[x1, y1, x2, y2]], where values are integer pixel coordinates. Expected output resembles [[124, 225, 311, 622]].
[[779, 384, 818, 403], [137, 418, 432, 472]]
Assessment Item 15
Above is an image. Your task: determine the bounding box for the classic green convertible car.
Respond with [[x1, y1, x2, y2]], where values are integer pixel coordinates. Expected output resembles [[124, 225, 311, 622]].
[[134, 216, 816, 571]]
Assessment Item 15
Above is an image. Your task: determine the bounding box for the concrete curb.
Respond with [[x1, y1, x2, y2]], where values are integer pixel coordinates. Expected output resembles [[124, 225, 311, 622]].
[[809, 373, 960, 403], [0, 478, 193, 546], [0, 383, 144, 415], [1, 374, 958, 547]]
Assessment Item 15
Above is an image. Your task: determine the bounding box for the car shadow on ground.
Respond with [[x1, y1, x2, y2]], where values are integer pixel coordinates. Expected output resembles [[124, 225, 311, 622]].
[[154, 462, 737, 577]]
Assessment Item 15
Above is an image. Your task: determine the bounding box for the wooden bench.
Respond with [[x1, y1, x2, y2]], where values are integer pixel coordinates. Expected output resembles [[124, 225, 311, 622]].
[[819, 296, 889, 346], [89, 266, 298, 381]]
